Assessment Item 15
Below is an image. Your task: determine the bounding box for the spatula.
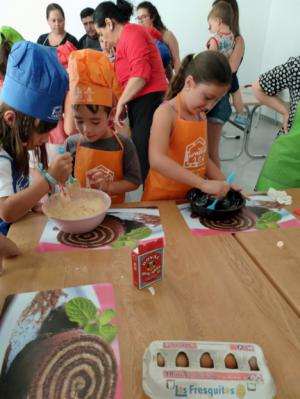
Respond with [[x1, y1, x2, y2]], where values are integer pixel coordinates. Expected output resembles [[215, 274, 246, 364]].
[[207, 172, 236, 210]]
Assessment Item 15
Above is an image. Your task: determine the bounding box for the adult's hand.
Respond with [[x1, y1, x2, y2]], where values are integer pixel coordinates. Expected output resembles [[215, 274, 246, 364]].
[[114, 101, 126, 128], [282, 111, 289, 134], [114, 77, 146, 128]]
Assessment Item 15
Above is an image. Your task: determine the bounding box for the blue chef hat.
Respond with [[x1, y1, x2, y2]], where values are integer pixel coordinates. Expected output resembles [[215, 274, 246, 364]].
[[0, 41, 69, 122]]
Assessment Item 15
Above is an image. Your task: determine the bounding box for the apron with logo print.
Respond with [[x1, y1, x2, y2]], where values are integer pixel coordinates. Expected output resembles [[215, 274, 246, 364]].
[[142, 95, 208, 201], [74, 133, 124, 203]]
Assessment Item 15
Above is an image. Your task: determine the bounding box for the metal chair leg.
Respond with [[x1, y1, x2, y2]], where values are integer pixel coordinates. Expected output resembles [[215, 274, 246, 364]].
[[221, 112, 248, 161], [244, 105, 266, 159], [221, 104, 266, 161]]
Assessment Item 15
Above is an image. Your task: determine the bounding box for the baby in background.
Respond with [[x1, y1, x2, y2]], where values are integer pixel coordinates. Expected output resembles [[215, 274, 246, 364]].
[[207, 1, 248, 126]]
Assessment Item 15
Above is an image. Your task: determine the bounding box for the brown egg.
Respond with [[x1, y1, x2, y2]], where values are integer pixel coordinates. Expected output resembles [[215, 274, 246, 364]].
[[175, 351, 189, 367], [248, 356, 259, 371], [157, 352, 165, 367], [236, 384, 246, 399], [200, 352, 214, 368], [224, 353, 238, 369]]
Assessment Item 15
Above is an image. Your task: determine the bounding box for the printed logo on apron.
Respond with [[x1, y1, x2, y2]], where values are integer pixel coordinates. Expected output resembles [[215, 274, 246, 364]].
[[183, 137, 207, 168]]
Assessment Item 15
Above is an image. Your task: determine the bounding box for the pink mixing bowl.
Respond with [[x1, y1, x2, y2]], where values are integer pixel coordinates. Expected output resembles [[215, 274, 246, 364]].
[[42, 189, 111, 234]]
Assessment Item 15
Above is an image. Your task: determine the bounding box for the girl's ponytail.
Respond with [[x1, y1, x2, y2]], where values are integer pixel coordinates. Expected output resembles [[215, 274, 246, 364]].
[[165, 54, 194, 100], [166, 51, 232, 101]]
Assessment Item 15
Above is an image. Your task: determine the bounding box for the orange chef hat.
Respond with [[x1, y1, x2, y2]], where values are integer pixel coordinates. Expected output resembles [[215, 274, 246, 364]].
[[68, 49, 122, 107]]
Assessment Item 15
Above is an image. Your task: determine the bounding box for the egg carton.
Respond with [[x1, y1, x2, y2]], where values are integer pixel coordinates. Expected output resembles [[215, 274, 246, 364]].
[[143, 341, 276, 399]]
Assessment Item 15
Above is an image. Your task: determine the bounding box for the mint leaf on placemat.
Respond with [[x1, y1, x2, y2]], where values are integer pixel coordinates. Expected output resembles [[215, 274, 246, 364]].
[[99, 324, 117, 344], [65, 298, 117, 343], [65, 297, 97, 327], [84, 323, 100, 335], [97, 309, 115, 325], [256, 210, 282, 229], [127, 227, 152, 239], [111, 227, 152, 249]]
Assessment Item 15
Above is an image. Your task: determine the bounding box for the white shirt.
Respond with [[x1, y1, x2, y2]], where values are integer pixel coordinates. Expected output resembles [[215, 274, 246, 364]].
[[0, 149, 15, 198]]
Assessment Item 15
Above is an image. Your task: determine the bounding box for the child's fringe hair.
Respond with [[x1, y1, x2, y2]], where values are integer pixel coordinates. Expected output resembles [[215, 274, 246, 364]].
[[0, 103, 56, 176]]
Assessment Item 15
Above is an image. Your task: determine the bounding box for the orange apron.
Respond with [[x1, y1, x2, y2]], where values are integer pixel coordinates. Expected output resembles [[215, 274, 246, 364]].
[[74, 133, 124, 203], [142, 95, 208, 201]]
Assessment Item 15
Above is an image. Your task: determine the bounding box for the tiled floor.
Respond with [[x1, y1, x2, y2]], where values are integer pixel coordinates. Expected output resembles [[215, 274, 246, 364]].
[[126, 112, 281, 202], [220, 114, 280, 192]]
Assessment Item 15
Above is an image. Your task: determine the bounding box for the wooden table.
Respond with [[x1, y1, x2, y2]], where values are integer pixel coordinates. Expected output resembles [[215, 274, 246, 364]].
[[235, 188, 300, 318], [1, 201, 300, 398]]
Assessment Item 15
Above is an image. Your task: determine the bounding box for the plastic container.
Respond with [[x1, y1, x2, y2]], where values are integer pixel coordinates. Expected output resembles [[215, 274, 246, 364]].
[[143, 341, 276, 399]]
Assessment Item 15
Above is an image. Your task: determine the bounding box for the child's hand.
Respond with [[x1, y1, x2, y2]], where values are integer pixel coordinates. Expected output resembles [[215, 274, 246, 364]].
[[48, 153, 72, 183], [230, 183, 241, 192], [0, 234, 20, 257], [199, 180, 230, 199], [32, 202, 44, 214], [88, 169, 110, 192]]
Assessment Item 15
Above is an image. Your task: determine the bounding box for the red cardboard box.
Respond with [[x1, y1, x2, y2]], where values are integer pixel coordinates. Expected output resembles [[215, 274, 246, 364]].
[[132, 238, 164, 289]]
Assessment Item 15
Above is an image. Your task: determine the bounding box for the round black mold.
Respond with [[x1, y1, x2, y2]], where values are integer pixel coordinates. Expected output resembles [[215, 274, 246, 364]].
[[187, 188, 246, 220]]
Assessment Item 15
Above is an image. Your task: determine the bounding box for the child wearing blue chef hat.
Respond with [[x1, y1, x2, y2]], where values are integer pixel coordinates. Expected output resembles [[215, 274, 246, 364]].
[[0, 41, 72, 235]]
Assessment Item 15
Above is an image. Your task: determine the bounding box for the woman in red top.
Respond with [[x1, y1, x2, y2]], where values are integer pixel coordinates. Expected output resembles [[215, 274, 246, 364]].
[[94, 0, 167, 180]]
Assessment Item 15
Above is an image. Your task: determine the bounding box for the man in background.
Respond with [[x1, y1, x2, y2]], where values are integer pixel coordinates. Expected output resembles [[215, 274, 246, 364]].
[[78, 8, 101, 50]]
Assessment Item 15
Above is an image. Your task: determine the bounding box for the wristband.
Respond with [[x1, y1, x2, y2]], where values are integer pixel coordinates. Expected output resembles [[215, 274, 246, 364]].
[[37, 163, 57, 191]]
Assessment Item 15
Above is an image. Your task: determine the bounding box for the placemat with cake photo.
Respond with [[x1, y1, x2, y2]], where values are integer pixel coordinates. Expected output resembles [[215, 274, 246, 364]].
[[36, 207, 165, 252], [178, 194, 300, 237], [0, 283, 123, 399]]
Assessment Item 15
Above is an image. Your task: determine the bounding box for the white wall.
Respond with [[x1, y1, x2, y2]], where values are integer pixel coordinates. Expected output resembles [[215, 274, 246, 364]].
[[145, 0, 272, 85], [1, 0, 299, 87], [262, 0, 300, 71], [261, 0, 300, 104]]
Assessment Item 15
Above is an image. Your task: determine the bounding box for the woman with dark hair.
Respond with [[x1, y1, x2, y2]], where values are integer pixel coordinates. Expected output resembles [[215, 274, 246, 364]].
[[94, 0, 167, 181], [136, 1, 180, 75], [37, 3, 79, 48], [207, 0, 245, 168]]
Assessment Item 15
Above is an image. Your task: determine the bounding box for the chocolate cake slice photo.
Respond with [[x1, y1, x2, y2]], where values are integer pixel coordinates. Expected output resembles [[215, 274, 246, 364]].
[[1, 330, 117, 399], [0, 285, 121, 399]]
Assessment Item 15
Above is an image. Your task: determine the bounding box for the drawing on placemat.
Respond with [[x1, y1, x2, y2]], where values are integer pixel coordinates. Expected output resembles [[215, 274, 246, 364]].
[[179, 194, 300, 237], [36, 207, 165, 252]]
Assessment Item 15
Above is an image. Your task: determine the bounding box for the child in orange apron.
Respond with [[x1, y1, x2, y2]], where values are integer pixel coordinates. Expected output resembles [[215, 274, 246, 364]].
[[66, 49, 142, 203], [142, 51, 239, 201]]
